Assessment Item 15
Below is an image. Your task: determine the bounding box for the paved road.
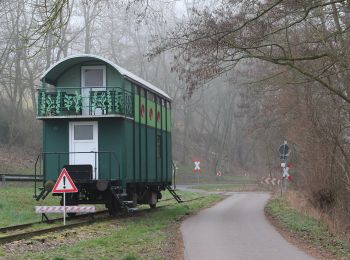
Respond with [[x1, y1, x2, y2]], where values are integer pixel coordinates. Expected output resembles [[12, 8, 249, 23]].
[[181, 192, 314, 260]]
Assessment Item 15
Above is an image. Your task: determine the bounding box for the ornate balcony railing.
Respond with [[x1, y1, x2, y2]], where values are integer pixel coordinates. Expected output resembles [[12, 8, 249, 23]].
[[37, 86, 133, 118]]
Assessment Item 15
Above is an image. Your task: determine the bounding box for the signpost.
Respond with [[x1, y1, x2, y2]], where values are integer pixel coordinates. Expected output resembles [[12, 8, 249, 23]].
[[282, 166, 290, 179], [52, 168, 78, 225], [35, 168, 95, 225], [279, 141, 290, 160], [279, 140, 291, 194], [193, 159, 201, 184]]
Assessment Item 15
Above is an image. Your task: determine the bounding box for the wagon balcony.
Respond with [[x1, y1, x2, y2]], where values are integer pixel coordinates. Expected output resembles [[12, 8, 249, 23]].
[[36, 86, 134, 119]]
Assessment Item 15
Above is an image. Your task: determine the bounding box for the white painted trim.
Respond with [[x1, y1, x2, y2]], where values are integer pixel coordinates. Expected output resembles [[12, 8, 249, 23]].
[[69, 121, 99, 179]]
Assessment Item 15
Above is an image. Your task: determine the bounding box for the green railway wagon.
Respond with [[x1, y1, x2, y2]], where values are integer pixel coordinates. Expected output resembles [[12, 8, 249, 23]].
[[34, 54, 176, 214]]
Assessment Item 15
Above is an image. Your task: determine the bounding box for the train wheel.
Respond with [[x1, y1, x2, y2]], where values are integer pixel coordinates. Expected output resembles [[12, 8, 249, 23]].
[[107, 198, 121, 216], [149, 203, 156, 209], [149, 192, 157, 209]]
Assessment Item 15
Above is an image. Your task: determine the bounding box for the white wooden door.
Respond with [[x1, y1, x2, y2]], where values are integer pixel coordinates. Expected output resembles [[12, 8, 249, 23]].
[[69, 121, 99, 179], [81, 66, 106, 115]]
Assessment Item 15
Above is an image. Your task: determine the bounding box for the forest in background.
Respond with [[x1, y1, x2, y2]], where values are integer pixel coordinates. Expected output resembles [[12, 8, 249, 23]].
[[0, 0, 260, 177], [1, 0, 350, 233]]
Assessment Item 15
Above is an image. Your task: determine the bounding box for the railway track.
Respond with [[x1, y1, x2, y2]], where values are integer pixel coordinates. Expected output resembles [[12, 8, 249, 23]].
[[0, 195, 208, 245], [0, 210, 108, 234], [0, 210, 110, 244], [0, 174, 42, 182]]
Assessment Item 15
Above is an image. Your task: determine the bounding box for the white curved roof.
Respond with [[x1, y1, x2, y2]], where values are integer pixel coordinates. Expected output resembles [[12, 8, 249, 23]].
[[41, 54, 171, 100]]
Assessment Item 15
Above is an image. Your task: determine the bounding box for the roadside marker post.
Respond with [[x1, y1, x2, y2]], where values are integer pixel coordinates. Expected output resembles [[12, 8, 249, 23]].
[[279, 140, 292, 195], [282, 165, 290, 193], [262, 177, 281, 186], [193, 159, 201, 184], [279, 140, 290, 161], [52, 168, 78, 225]]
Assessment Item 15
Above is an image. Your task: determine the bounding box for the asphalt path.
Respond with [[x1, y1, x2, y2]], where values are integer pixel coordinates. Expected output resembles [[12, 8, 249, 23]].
[[181, 192, 314, 260]]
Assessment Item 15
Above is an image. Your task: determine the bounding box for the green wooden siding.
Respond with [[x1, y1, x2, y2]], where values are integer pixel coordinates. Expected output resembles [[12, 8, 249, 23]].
[[106, 64, 123, 87], [124, 120, 134, 182], [134, 94, 171, 131], [56, 64, 81, 87], [43, 120, 69, 181], [56, 63, 123, 88], [42, 118, 171, 184], [98, 118, 124, 180], [41, 59, 172, 186], [132, 122, 171, 184]]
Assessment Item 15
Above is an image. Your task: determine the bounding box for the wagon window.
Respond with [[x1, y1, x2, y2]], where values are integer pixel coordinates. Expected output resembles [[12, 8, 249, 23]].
[[156, 135, 162, 158], [84, 68, 104, 87], [140, 88, 145, 97], [147, 92, 155, 101], [74, 125, 93, 140]]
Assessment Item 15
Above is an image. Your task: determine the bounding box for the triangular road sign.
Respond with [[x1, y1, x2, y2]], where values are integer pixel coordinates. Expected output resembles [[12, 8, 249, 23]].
[[52, 168, 78, 193]]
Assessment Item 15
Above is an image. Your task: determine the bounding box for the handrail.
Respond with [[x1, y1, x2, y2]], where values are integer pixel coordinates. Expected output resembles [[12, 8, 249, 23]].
[[37, 86, 133, 94], [34, 151, 120, 198]]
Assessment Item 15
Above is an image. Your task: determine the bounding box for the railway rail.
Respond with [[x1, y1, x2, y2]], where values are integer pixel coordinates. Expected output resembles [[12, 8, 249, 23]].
[[0, 210, 108, 234], [0, 174, 42, 182], [0, 195, 207, 245], [0, 210, 110, 244]]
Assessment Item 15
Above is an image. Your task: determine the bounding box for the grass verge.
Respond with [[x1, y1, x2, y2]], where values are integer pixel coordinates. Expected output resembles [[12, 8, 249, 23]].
[[192, 183, 259, 192], [0, 186, 61, 227], [2, 190, 222, 260], [265, 195, 350, 259]]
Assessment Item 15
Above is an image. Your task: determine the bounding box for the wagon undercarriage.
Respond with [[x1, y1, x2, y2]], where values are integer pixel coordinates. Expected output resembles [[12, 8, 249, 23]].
[[34, 163, 170, 215]]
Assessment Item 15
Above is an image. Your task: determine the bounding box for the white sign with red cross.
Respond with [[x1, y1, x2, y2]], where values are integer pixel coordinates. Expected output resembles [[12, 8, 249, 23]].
[[193, 160, 201, 173], [281, 164, 293, 181]]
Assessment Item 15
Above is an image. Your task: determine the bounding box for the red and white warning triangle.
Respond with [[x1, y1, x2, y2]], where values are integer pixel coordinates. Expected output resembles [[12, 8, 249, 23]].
[[52, 168, 78, 193]]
